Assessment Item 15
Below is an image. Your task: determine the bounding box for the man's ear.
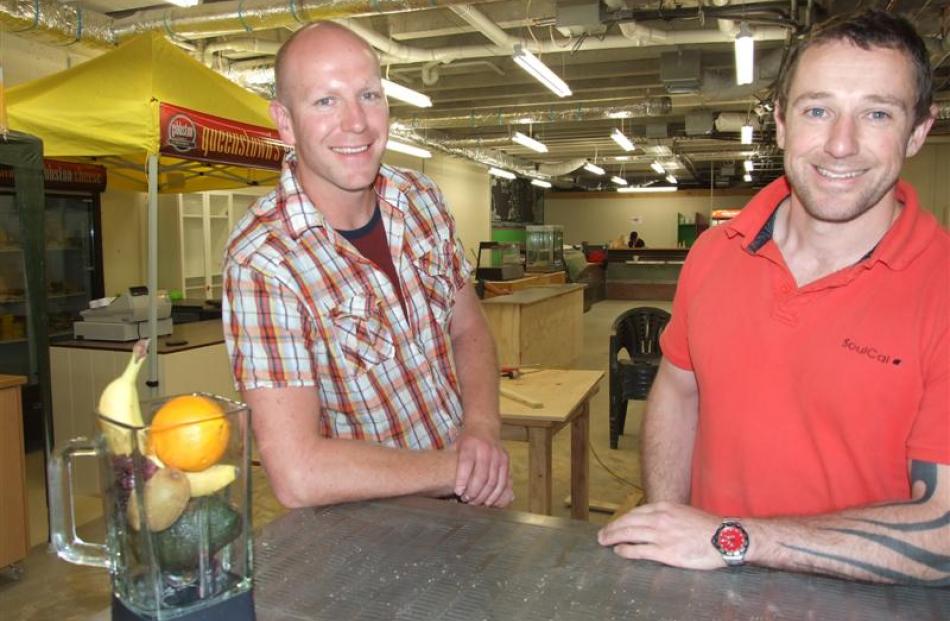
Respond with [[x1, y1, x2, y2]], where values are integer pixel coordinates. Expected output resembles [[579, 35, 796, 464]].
[[269, 100, 296, 147], [905, 104, 936, 158], [773, 103, 787, 150]]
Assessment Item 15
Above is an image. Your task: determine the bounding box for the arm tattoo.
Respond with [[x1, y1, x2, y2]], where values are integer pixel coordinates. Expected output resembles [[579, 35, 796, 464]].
[[846, 512, 950, 532], [782, 544, 950, 586], [779, 460, 949, 585]]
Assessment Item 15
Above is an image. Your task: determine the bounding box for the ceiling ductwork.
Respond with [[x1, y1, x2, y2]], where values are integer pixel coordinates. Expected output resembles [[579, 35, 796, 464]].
[[393, 99, 673, 130], [0, 0, 505, 50]]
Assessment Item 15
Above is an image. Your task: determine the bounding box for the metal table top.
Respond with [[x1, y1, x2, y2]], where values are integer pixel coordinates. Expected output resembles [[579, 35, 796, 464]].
[[253, 497, 949, 620]]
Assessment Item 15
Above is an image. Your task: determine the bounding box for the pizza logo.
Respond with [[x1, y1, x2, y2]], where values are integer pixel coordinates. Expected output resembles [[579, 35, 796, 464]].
[[166, 114, 197, 153]]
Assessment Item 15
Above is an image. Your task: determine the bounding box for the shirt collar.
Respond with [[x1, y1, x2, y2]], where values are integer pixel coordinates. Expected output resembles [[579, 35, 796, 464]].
[[277, 154, 412, 240], [727, 176, 934, 270]]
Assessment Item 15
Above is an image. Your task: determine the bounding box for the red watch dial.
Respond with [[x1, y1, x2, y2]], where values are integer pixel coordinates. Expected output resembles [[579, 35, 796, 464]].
[[716, 525, 747, 553]]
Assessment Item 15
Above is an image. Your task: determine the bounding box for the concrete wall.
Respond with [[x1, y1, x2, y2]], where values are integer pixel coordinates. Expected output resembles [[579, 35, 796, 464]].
[[543, 191, 753, 247]]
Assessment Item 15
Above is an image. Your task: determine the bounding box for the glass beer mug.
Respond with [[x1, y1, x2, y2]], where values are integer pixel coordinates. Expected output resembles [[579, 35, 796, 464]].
[[49, 394, 255, 620]]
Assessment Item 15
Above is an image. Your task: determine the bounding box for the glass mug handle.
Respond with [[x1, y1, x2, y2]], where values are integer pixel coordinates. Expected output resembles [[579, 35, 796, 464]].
[[48, 437, 111, 569]]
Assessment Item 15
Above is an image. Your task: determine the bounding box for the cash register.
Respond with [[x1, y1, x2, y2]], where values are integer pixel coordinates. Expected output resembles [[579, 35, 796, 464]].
[[73, 286, 173, 341]]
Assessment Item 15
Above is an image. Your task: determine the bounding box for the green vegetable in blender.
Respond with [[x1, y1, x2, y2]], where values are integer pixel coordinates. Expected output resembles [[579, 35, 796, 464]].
[[147, 496, 242, 571]]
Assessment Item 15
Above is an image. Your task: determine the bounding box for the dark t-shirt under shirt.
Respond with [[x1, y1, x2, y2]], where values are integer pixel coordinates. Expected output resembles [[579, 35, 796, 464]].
[[337, 204, 408, 319]]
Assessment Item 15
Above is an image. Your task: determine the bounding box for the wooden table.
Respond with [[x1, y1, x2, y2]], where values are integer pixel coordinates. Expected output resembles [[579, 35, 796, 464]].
[[247, 497, 950, 620], [499, 368, 603, 520], [482, 270, 566, 298], [482, 284, 584, 368]]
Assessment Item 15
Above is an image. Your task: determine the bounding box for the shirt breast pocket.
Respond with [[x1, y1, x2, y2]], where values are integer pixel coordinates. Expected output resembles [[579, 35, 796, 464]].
[[409, 239, 458, 327], [329, 295, 395, 375]]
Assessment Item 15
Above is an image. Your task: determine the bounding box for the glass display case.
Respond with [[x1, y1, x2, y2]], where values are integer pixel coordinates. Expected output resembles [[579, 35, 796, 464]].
[[525, 224, 564, 272], [0, 169, 105, 450], [475, 241, 524, 281]]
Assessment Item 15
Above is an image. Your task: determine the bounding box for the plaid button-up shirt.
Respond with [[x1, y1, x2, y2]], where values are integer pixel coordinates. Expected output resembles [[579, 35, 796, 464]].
[[222, 157, 472, 449]]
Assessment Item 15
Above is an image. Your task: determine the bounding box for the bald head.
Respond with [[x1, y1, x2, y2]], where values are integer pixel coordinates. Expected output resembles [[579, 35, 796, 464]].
[[273, 22, 380, 103]]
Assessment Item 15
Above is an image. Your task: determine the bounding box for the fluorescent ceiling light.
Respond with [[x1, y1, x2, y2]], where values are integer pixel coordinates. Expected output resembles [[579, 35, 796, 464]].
[[530, 179, 552, 188], [165, 0, 200, 6], [610, 128, 636, 152], [740, 123, 754, 145], [617, 186, 678, 193], [512, 44, 572, 98], [583, 162, 605, 175], [610, 176, 628, 186], [735, 22, 755, 86], [665, 174, 678, 185], [607, 110, 634, 119], [512, 131, 549, 153], [386, 139, 432, 159], [743, 173, 753, 182], [382, 79, 432, 108], [744, 159, 754, 172], [614, 155, 631, 161], [650, 161, 666, 174], [488, 167, 517, 180]]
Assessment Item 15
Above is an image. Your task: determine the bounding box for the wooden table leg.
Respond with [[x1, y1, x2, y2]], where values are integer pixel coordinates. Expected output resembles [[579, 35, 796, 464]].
[[528, 427, 552, 515], [570, 402, 590, 520]]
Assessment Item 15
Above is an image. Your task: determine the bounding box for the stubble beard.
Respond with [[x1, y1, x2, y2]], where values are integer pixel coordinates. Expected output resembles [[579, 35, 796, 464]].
[[784, 159, 898, 225]]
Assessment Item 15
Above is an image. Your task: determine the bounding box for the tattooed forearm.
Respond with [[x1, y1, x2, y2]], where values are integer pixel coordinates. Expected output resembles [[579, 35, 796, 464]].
[[821, 528, 950, 571], [782, 544, 950, 586], [767, 461, 950, 585], [847, 512, 950, 532]]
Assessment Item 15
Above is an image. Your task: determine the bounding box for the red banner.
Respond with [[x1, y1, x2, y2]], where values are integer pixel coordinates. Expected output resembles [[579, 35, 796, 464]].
[[0, 158, 107, 192], [159, 102, 285, 170]]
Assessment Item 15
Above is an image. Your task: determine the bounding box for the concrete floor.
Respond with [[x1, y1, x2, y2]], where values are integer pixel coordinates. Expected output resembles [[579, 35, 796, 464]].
[[0, 299, 667, 620]]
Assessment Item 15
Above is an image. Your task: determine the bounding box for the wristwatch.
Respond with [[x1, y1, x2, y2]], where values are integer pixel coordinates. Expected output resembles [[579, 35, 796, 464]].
[[711, 519, 749, 567]]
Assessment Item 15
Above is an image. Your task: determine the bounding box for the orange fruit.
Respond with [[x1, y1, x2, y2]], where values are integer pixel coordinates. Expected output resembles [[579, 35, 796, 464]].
[[149, 395, 230, 472]]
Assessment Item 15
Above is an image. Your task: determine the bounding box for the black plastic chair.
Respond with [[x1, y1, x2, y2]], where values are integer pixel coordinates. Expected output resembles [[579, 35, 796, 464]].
[[609, 307, 671, 449]]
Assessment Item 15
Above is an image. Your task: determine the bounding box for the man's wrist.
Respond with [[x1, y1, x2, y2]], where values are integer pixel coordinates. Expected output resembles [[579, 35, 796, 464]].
[[461, 413, 501, 438]]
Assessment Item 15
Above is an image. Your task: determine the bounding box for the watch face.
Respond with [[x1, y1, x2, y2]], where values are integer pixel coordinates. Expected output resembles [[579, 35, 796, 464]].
[[716, 525, 747, 553]]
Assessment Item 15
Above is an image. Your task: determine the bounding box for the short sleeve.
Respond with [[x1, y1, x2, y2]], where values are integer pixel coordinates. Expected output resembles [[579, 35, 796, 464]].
[[906, 323, 950, 464], [659, 245, 701, 371], [430, 182, 473, 293], [222, 261, 318, 391]]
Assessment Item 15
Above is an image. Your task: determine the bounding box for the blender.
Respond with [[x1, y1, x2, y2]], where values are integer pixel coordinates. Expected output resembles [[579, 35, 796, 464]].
[[49, 393, 255, 620]]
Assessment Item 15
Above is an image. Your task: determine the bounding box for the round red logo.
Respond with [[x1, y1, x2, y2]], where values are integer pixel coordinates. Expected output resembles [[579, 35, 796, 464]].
[[166, 114, 197, 153]]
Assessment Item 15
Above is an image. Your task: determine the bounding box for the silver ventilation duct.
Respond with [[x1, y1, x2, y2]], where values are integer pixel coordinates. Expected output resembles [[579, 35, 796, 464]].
[[0, 0, 505, 49], [393, 99, 673, 130]]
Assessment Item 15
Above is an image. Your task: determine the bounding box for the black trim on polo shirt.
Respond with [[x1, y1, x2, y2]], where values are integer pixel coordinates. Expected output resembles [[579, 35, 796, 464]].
[[747, 206, 877, 263], [748, 208, 778, 253]]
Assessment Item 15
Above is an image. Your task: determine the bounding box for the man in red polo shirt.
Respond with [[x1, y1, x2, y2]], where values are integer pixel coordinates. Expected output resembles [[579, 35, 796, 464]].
[[599, 10, 948, 585]]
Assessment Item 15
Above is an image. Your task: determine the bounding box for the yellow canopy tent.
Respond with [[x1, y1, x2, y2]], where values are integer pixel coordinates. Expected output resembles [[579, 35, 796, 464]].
[[7, 32, 285, 392], [7, 31, 280, 192]]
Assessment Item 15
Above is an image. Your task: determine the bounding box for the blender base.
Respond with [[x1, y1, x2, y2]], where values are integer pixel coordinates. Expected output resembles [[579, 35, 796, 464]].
[[111, 590, 255, 621]]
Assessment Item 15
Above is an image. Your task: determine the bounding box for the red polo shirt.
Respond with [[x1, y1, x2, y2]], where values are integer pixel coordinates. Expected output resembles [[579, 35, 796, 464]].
[[660, 177, 949, 518]]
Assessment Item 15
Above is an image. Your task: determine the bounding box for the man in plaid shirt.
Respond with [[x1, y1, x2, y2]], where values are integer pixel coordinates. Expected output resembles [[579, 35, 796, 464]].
[[223, 22, 512, 508]]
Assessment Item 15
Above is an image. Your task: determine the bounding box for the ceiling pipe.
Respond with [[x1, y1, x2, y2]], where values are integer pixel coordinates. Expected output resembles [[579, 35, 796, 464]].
[[0, 0, 509, 50], [393, 99, 673, 130]]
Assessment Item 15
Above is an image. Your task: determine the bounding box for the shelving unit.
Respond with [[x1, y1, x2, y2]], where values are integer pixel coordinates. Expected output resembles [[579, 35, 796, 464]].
[[177, 190, 261, 300]]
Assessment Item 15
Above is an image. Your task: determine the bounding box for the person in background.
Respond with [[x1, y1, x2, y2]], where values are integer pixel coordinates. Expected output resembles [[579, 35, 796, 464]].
[[599, 9, 948, 585], [222, 22, 511, 509]]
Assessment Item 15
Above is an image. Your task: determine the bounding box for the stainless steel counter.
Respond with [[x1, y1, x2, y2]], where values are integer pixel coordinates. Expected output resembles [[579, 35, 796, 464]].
[[52, 319, 225, 353], [254, 497, 949, 620]]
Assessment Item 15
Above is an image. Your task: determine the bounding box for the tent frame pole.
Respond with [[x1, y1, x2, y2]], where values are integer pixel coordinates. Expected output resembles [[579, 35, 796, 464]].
[[147, 153, 159, 397]]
